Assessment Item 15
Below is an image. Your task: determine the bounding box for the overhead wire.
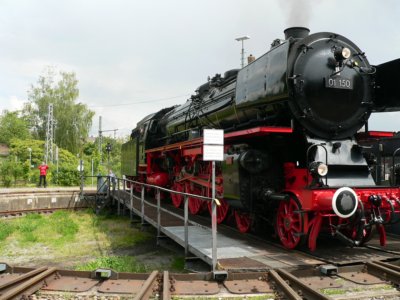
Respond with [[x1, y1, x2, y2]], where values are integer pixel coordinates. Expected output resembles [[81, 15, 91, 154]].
[[88, 93, 190, 108]]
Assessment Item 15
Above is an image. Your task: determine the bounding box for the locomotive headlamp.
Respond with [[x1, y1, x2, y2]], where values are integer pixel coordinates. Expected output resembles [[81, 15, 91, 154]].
[[332, 187, 358, 218], [334, 47, 351, 61], [309, 161, 328, 177], [341, 47, 351, 59]]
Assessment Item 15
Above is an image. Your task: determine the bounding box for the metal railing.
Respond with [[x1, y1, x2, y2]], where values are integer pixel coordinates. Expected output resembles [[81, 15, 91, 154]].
[[82, 175, 221, 273]]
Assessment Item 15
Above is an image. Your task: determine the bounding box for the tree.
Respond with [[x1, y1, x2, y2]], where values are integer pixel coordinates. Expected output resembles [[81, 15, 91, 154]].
[[0, 110, 31, 145], [24, 67, 95, 154], [5, 138, 82, 187]]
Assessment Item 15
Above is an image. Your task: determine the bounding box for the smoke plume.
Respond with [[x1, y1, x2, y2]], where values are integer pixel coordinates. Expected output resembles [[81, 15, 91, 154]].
[[279, 0, 317, 27]]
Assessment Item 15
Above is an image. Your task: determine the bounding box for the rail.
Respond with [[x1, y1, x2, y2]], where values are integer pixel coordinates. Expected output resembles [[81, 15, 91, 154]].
[[2, 261, 400, 299], [82, 175, 222, 275]]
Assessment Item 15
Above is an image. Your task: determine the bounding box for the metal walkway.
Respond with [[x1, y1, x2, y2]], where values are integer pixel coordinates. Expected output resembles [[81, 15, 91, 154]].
[[109, 183, 324, 272], [105, 178, 400, 272]]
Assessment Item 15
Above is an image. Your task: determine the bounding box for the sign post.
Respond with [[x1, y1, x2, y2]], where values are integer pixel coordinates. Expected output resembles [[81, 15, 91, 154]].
[[203, 129, 224, 273]]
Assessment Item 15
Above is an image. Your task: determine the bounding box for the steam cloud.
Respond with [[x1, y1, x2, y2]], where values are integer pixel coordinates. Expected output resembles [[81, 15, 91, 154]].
[[279, 0, 317, 27]]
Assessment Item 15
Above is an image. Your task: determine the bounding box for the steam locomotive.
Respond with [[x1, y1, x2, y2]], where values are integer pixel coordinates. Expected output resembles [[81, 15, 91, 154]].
[[121, 27, 400, 250]]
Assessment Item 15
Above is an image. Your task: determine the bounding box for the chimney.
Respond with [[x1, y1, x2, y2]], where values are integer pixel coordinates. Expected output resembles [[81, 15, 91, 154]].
[[284, 27, 310, 40], [247, 54, 255, 64]]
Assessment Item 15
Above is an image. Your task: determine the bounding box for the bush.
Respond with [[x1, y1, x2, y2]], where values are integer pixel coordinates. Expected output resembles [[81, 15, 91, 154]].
[[0, 159, 13, 187], [57, 165, 80, 186], [3, 175, 12, 187]]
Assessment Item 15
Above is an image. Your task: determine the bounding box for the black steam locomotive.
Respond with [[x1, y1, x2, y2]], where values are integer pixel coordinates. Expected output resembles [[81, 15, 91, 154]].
[[122, 27, 400, 250]]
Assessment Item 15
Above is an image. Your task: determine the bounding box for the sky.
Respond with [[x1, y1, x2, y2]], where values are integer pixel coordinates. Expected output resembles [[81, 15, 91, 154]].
[[1, 0, 399, 138]]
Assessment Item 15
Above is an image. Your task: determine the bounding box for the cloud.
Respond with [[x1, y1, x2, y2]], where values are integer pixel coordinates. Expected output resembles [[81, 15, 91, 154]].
[[0, 0, 399, 137], [9, 96, 25, 111]]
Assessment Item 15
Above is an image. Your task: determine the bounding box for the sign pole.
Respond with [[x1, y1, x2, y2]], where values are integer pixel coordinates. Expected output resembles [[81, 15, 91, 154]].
[[203, 129, 224, 273], [211, 160, 217, 272]]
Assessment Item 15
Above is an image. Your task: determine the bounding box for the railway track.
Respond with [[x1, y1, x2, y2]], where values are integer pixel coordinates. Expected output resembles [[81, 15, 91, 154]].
[[1, 260, 400, 299], [0, 207, 91, 219], [2, 193, 400, 298]]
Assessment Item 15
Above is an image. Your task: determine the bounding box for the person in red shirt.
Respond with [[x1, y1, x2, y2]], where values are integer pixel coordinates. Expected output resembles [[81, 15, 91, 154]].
[[38, 161, 49, 187]]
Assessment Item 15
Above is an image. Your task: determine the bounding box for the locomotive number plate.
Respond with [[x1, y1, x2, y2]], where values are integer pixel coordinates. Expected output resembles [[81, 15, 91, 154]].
[[325, 76, 353, 90]]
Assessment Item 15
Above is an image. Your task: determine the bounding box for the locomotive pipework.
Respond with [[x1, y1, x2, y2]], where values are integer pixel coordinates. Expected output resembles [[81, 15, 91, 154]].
[[121, 27, 400, 250]]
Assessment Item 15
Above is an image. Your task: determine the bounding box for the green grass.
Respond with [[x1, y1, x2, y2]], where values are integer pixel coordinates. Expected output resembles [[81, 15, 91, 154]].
[[321, 284, 395, 296], [321, 288, 346, 296], [171, 256, 185, 272], [10, 211, 79, 247], [0, 210, 159, 271], [75, 256, 149, 273], [15, 214, 45, 244], [0, 221, 15, 241]]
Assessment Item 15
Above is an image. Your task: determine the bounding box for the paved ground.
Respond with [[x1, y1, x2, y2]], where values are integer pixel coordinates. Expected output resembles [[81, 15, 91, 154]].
[[0, 186, 97, 194]]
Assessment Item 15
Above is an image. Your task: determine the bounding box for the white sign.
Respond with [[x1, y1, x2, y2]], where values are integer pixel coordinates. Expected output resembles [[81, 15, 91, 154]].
[[203, 129, 224, 161], [203, 129, 224, 145], [203, 145, 224, 161], [77, 165, 84, 171]]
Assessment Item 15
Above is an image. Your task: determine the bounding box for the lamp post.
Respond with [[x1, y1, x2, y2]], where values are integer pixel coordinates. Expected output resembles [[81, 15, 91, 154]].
[[235, 36, 250, 68], [106, 143, 112, 165]]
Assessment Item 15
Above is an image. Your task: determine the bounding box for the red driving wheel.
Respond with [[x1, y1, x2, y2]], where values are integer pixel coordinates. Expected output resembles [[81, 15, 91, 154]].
[[276, 197, 304, 249], [207, 198, 229, 224], [170, 182, 184, 208], [187, 184, 207, 215], [234, 210, 251, 233]]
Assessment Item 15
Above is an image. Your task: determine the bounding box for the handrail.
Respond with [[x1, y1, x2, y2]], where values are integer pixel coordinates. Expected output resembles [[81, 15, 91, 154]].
[[84, 174, 220, 273], [123, 177, 214, 202]]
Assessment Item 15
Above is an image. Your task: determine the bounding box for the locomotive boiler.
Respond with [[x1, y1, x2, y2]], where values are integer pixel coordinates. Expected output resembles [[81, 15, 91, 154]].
[[121, 27, 400, 250]]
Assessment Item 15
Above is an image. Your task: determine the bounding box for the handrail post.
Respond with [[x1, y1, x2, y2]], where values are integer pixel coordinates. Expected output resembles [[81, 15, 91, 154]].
[[79, 159, 84, 197], [157, 189, 161, 245], [107, 176, 110, 201], [130, 184, 133, 221], [121, 178, 126, 215], [80, 175, 84, 197], [141, 185, 145, 225], [117, 178, 120, 216], [184, 194, 189, 257]]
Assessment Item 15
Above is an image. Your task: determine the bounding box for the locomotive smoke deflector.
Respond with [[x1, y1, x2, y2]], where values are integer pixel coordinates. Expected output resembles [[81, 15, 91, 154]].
[[374, 58, 400, 112]]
